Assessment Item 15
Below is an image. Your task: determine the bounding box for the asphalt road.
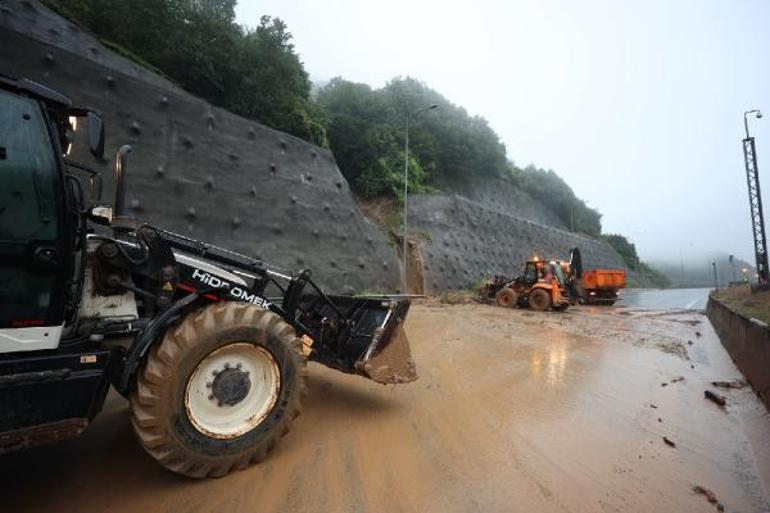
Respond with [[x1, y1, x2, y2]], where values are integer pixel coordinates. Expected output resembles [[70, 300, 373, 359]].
[[620, 287, 710, 310], [1, 301, 768, 512]]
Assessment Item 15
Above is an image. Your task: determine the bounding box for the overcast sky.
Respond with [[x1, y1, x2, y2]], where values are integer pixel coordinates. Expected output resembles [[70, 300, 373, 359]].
[[235, 0, 770, 265]]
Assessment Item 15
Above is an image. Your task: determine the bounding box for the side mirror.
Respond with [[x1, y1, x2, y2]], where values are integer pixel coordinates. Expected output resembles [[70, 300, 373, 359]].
[[87, 111, 105, 159], [88, 205, 113, 226]]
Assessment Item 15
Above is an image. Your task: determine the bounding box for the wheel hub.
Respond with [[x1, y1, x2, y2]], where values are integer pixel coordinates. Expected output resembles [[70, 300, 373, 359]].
[[185, 343, 281, 439], [211, 367, 251, 406]]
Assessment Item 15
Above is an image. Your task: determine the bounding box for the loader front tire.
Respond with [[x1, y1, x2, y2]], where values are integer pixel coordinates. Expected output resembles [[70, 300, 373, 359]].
[[130, 302, 306, 478], [495, 287, 518, 308], [529, 289, 552, 311]]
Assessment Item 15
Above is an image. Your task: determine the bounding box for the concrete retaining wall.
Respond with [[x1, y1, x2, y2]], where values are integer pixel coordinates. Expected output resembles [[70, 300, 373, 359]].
[[707, 296, 770, 410], [409, 193, 626, 292], [0, 0, 400, 294], [435, 174, 568, 229]]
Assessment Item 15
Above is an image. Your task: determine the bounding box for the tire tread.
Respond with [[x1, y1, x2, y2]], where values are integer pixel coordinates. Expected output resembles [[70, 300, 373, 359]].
[[130, 302, 306, 478]]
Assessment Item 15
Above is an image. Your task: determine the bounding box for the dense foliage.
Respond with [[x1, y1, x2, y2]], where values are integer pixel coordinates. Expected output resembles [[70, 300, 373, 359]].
[[513, 165, 602, 237], [602, 234, 639, 268], [316, 78, 604, 236], [47, 0, 326, 145], [316, 77, 508, 201]]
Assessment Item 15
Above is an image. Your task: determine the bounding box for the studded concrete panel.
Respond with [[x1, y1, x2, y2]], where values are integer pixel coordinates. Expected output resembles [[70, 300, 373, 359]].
[[0, 0, 400, 293], [409, 194, 627, 293], [434, 175, 568, 229]]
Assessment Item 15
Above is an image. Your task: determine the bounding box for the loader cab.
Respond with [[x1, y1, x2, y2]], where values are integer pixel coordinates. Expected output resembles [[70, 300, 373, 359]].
[[523, 261, 539, 285], [0, 77, 103, 352], [549, 261, 566, 287], [523, 260, 565, 287]]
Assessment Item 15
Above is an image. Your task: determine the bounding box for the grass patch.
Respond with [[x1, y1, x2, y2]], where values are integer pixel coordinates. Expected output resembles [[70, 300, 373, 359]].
[[713, 284, 770, 324]]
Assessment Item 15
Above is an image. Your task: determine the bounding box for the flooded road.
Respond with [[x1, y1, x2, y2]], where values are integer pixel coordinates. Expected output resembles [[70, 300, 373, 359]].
[[620, 287, 711, 310], [2, 302, 769, 512]]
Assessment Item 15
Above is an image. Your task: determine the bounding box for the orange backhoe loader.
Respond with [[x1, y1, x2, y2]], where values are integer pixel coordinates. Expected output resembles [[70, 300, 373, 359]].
[[488, 259, 570, 311]]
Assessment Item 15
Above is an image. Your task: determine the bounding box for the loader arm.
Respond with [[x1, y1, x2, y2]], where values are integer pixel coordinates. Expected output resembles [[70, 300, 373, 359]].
[[143, 226, 418, 385]]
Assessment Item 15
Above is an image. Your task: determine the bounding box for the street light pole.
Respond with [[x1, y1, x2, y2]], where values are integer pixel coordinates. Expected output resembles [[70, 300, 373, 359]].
[[402, 103, 437, 293], [742, 109, 769, 286], [745, 109, 762, 139], [729, 254, 736, 283], [402, 113, 410, 293]]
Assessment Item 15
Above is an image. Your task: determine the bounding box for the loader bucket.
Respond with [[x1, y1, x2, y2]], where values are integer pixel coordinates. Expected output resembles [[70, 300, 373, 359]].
[[299, 295, 417, 384], [356, 307, 417, 384]]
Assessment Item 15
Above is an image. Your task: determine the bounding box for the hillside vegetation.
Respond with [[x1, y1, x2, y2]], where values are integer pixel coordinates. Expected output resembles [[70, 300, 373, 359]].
[[47, 0, 664, 284], [47, 0, 326, 145], [602, 234, 670, 288], [316, 78, 602, 237]]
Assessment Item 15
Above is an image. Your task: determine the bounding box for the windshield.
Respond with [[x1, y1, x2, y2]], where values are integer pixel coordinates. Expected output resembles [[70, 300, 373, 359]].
[[551, 263, 566, 285], [0, 89, 59, 243]]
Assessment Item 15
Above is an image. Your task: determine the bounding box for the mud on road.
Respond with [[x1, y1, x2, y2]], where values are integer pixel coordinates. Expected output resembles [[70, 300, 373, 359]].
[[2, 303, 769, 513]]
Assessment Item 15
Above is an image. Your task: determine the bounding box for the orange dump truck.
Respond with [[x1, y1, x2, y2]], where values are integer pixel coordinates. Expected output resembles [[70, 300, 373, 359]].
[[579, 269, 627, 305]]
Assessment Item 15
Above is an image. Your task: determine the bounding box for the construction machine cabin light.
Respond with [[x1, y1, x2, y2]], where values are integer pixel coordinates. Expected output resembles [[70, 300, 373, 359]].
[[68, 115, 78, 131]]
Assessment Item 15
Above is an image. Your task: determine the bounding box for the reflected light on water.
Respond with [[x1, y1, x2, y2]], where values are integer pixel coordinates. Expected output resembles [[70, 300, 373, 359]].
[[530, 331, 569, 386]]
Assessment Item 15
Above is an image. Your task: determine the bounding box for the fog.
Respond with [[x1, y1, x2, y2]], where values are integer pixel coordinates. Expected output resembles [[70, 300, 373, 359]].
[[650, 253, 756, 288], [235, 0, 770, 267]]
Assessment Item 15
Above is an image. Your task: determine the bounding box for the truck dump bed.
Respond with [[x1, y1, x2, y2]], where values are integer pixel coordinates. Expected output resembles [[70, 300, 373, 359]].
[[580, 269, 627, 304], [582, 269, 627, 290]]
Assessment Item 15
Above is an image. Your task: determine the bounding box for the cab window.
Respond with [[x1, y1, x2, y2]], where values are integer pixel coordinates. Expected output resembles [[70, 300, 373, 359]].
[[0, 89, 59, 243]]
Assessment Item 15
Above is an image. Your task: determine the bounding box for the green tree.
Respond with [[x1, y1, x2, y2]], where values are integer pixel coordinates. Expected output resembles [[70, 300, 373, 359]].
[[47, 0, 326, 146], [602, 233, 639, 268], [316, 76, 509, 199]]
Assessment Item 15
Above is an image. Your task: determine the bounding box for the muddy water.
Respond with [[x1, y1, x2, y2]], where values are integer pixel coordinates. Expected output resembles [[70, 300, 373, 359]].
[[2, 304, 769, 512]]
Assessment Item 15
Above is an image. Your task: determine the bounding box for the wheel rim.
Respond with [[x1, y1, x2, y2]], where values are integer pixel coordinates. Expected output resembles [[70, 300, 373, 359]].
[[497, 289, 513, 306], [185, 343, 281, 440]]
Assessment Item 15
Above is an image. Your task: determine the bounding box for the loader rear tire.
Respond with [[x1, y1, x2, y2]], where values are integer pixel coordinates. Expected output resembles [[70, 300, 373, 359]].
[[130, 302, 306, 478], [495, 287, 518, 308], [529, 289, 551, 311]]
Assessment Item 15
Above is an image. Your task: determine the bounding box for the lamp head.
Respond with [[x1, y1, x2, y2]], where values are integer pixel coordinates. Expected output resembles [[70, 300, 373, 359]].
[[757, 111, 764, 119]]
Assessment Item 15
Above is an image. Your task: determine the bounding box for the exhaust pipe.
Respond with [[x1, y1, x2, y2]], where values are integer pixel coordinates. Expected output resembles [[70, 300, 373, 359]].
[[112, 145, 135, 232]]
